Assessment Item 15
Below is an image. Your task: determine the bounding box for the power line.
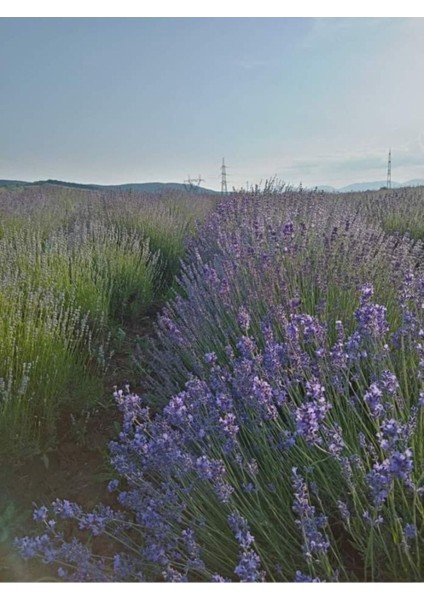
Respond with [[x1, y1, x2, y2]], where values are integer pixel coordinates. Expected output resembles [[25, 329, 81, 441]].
[[387, 149, 392, 189]]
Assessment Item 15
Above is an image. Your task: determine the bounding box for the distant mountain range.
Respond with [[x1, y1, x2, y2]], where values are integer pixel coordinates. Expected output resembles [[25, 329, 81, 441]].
[[0, 178, 219, 195], [1, 178, 423, 194], [315, 179, 424, 193]]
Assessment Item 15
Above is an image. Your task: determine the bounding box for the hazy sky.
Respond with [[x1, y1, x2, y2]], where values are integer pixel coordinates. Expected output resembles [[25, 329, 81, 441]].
[[1, 17, 424, 189]]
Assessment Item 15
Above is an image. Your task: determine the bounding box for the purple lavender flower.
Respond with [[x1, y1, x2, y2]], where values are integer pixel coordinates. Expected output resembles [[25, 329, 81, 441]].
[[325, 424, 345, 457], [366, 461, 392, 506], [362, 511, 384, 527], [295, 570, 323, 582], [236, 336, 257, 359], [33, 506, 49, 522], [242, 482, 257, 493], [195, 455, 225, 481], [203, 264, 221, 287], [358, 432, 367, 448], [238, 307, 251, 332], [367, 447, 413, 508], [364, 382, 385, 418], [295, 379, 331, 445], [164, 393, 189, 427], [108, 479, 119, 492], [330, 341, 348, 371], [283, 221, 294, 236], [263, 340, 285, 378], [234, 549, 265, 582], [345, 331, 366, 362], [205, 352, 217, 364], [51, 499, 82, 520], [291, 468, 330, 558], [215, 392, 234, 412], [181, 528, 205, 571], [360, 284, 374, 302], [195, 456, 234, 502], [78, 507, 115, 536], [286, 322, 299, 342], [163, 566, 189, 582], [380, 370, 399, 396], [388, 449, 413, 481], [377, 419, 403, 451], [355, 301, 389, 337], [57, 567, 68, 578], [219, 413, 239, 437], [337, 501, 350, 522], [211, 574, 231, 582], [228, 512, 255, 549], [15, 534, 52, 560], [251, 376, 278, 420], [157, 316, 185, 346], [403, 523, 417, 539]]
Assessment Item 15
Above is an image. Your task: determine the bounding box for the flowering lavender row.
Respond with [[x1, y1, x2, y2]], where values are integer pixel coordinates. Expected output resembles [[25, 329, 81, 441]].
[[143, 191, 423, 404], [17, 189, 424, 581]]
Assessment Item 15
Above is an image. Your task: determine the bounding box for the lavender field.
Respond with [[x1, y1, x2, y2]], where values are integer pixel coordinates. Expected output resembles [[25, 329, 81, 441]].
[[2, 184, 424, 581]]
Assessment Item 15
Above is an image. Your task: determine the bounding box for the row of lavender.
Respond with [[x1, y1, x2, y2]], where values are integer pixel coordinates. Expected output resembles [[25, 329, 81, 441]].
[[344, 185, 424, 241], [19, 188, 424, 581], [0, 186, 215, 458]]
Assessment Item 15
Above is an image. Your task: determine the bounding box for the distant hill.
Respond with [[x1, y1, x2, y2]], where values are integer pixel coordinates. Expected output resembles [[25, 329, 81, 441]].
[[0, 179, 29, 187], [316, 179, 424, 193], [114, 182, 219, 194], [314, 185, 338, 193], [402, 179, 424, 187], [0, 178, 219, 195], [339, 181, 402, 192], [1, 177, 423, 195]]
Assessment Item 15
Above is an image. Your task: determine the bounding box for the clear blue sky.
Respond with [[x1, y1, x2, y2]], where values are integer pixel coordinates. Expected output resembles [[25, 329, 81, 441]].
[[1, 17, 423, 189]]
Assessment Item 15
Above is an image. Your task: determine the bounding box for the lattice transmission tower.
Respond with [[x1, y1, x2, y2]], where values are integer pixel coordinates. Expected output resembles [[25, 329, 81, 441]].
[[184, 175, 204, 194], [221, 158, 228, 195], [387, 149, 392, 189]]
